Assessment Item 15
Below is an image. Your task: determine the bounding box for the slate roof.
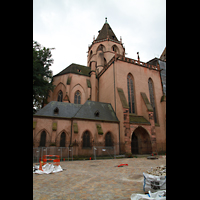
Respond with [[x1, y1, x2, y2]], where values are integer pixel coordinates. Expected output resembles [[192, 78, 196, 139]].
[[129, 114, 151, 125], [74, 101, 119, 122], [96, 22, 119, 42], [146, 58, 159, 66], [34, 100, 119, 123], [34, 101, 82, 119], [53, 63, 91, 77]]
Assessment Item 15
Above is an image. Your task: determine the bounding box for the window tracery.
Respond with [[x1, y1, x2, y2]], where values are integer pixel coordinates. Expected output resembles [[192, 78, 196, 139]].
[[127, 74, 135, 113], [74, 90, 81, 104]]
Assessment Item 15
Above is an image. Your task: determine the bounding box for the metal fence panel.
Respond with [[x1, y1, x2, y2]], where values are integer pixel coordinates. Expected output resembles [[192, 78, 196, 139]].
[[33, 142, 166, 163], [93, 146, 116, 160], [33, 147, 73, 163]]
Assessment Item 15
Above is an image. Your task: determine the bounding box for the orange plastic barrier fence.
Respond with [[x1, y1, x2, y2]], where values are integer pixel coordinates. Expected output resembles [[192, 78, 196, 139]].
[[42, 155, 60, 166]]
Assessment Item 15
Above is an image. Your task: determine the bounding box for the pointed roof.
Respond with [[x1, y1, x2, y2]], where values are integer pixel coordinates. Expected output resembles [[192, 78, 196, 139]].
[[96, 19, 119, 42]]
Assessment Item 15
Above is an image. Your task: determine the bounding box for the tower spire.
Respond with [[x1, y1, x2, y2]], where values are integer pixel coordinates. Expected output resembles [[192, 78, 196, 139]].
[[96, 19, 118, 42]]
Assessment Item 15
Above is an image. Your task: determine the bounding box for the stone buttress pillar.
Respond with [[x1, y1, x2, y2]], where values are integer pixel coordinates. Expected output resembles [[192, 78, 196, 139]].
[[90, 61, 96, 101]]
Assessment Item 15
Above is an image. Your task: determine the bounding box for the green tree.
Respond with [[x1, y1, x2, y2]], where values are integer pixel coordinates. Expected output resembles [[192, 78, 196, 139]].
[[33, 41, 55, 114]]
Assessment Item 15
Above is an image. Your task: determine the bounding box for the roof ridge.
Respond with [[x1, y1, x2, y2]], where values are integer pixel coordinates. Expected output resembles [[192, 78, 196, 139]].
[[71, 63, 88, 67]]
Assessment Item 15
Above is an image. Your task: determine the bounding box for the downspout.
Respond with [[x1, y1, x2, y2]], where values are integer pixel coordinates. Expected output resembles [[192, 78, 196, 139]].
[[97, 76, 99, 102], [118, 122, 120, 155], [70, 118, 73, 146], [113, 60, 116, 112]]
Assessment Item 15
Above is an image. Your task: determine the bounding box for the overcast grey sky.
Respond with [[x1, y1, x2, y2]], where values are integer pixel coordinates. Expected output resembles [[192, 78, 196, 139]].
[[33, 0, 166, 76]]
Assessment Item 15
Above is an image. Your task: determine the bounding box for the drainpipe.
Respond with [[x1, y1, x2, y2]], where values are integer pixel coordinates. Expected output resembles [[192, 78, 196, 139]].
[[118, 122, 120, 155], [113, 60, 116, 112], [70, 118, 73, 147], [97, 76, 99, 102]]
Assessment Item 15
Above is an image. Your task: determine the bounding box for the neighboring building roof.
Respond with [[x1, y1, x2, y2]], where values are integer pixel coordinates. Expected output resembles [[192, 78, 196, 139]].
[[53, 63, 91, 77], [146, 57, 159, 66], [96, 22, 119, 42], [160, 47, 166, 61], [34, 100, 119, 123]]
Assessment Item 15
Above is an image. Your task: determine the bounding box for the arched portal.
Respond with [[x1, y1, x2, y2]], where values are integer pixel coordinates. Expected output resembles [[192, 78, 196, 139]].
[[131, 126, 152, 154]]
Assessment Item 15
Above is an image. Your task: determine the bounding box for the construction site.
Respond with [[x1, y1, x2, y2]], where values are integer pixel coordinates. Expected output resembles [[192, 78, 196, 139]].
[[33, 155, 166, 199]]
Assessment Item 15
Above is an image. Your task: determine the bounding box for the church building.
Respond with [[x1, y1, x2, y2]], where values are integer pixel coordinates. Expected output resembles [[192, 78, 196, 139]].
[[33, 18, 166, 155]]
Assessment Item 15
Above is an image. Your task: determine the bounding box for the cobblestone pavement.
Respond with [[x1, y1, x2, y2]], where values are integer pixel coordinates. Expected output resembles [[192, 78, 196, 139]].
[[33, 157, 166, 200]]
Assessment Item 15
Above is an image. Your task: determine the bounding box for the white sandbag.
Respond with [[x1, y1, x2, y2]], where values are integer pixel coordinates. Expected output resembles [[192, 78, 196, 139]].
[[131, 190, 166, 200], [53, 165, 63, 173], [33, 163, 63, 174], [143, 173, 166, 192]]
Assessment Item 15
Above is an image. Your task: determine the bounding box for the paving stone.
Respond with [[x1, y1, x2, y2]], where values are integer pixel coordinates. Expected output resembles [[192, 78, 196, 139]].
[[33, 157, 166, 199]]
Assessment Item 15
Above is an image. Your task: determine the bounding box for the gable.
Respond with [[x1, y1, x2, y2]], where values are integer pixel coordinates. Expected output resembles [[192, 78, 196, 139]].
[[53, 63, 91, 77]]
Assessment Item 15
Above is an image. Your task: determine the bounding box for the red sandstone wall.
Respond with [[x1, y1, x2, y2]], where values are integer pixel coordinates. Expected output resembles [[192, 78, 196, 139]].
[[47, 73, 90, 104], [115, 60, 166, 144], [33, 117, 119, 155]]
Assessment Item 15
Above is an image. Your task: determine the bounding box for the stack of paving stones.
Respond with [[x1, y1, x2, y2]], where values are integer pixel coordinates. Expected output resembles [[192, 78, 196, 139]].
[[145, 166, 166, 176]]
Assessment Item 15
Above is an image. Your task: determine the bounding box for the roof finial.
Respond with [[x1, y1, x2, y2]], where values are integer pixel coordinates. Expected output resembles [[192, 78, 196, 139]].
[[105, 17, 107, 23], [137, 52, 140, 61]]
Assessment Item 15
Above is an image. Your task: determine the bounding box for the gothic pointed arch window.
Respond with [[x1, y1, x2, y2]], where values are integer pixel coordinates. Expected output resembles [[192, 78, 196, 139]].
[[39, 131, 46, 147], [105, 132, 113, 146], [83, 131, 90, 148], [148, 78, 157, 123], [74, 90, 81, 104], [57, 90, 63, 102], [127, 74, 135, 113], [89, 50, 93, 60], [112, 45, 119, 53], [60, 132, 66, 147], [97, 44, 105, 52]]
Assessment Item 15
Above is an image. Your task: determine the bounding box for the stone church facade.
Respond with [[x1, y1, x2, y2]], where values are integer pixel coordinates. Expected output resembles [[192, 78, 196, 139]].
[[33, 19, 166, 155]]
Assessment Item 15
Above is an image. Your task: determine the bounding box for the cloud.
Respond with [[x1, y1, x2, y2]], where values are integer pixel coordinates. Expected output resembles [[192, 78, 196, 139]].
[[33, 0, 166, 75]]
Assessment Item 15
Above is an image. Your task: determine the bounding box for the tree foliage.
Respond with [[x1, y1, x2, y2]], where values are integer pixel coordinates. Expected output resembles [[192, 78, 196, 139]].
[[33, 41, 55, 114]]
